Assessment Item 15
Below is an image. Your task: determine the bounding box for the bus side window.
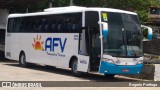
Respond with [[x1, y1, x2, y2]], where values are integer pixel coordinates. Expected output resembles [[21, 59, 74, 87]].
[[66, 22, 73, 32], [39, 19, 46, 32], [72, 13, 82, 33], [44, 20, 49, 32], [14, 18, 18, 32], [19, 18, 25, 32], [7, 19, 13, 32], [35, 21, 39, 32], [8, 18, 14, 32], [30, 20, 35, 32], [33, 19, 38, 32], [26, 19, 32, 32], [73, 23, 80, 32], [14, 18, 23, 32], [57, 23, 62, 32], [51, 22, 56, 32], [58, 16, 67, 32], [21, 19, 27, 32]]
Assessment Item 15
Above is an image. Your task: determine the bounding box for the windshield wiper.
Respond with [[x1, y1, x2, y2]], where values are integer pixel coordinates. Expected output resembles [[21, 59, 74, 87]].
[[127, 43, 139, 58], [126, 34, 138, 58], [130, 46, 138, 58]]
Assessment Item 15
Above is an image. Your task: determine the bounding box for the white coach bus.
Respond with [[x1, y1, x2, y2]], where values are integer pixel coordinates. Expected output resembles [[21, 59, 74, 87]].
[[5, 6, 152, 78]]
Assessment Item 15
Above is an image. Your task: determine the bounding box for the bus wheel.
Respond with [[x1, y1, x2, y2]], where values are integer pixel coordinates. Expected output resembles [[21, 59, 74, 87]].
[[19, 53, 28, 67], [104, 74, 115, 79], [71, 59, 81, 76]]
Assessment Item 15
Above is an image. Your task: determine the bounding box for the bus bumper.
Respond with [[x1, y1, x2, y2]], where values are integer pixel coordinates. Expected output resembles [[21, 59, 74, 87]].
[[99, 61, 143, 74]]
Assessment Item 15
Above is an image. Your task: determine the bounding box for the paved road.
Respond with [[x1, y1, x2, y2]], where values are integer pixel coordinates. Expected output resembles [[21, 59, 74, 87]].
[[0, 59, 159, 90], [0, 59, 145, 81]]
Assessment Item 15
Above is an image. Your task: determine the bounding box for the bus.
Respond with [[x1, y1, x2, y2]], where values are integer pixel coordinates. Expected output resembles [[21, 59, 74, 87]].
[[5, 6, 152, 78]]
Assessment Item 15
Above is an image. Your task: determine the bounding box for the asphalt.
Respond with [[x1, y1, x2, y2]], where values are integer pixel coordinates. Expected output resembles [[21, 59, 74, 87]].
[[0, 51, 159, 90]]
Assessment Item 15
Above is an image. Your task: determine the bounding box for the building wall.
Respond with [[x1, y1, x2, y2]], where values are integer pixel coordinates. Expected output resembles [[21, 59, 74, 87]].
[[0, 9, 8, 50], [0, 9, 9, 29]]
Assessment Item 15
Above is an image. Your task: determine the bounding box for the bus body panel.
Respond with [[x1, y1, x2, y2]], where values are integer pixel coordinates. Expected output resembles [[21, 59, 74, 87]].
[[6, 33, 28, 61], [5, 33, 80, 68]]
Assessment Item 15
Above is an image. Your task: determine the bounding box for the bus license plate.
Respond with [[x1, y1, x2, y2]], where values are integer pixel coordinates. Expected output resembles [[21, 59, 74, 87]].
[[122, 69, 129, 72]]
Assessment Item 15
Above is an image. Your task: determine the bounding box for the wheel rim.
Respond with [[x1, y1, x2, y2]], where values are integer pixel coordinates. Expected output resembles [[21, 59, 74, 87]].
[[72, 61, 78, 73]]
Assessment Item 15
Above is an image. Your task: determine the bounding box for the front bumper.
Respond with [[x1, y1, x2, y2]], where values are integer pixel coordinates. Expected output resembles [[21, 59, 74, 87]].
[[99, 61, 143, 74]]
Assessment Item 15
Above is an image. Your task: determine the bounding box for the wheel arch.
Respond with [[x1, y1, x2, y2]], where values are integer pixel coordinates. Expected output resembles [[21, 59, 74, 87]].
[[69, 55, 78, 68], [19, 50, 25, 60]]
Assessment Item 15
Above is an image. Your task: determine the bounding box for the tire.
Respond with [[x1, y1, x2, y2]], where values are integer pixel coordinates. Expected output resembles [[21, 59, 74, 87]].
[[19, 52, 28, 67], [104, 74, 115, 79], [71, 58, 82, 76]]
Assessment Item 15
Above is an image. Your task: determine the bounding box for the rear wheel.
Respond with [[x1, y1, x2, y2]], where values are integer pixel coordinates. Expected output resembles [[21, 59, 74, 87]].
[[71, 58, 82, 76], [19, 53, 28, 67]]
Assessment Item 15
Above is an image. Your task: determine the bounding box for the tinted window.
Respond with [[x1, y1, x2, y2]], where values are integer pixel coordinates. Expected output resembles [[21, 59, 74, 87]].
[[85, 11, 99, 29], [102, 12, 143, 57], [7, 12, 82, 33], [7, 19, 14, 32], [105, 12, 124, 54]]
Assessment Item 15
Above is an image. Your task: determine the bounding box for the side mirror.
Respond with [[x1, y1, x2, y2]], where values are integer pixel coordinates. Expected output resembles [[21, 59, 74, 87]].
[[98, 21, 108, 37], [141, 25, 153, 41]]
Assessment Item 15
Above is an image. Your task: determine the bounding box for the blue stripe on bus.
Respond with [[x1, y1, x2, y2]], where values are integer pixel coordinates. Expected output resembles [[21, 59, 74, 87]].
[[102, 29, 108, 37], [99, 61, 143, 74], [148, 34, 153, 40]]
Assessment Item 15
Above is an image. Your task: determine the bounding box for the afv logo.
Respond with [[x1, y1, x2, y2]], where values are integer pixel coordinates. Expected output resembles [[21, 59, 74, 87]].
[[32, 35, 44, 51], [45, 38, 67, 53]]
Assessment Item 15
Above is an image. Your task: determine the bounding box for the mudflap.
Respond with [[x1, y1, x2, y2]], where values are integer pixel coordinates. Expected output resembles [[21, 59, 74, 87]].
[[77, 55, 89, 72]]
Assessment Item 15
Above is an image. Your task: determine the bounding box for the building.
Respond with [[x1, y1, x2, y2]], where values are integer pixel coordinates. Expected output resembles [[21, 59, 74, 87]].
[[0, 0, 43, 53], [0, 9, 8, 46]]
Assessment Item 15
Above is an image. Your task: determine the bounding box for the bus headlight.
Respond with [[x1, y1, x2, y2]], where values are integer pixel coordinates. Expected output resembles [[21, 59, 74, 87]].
[[102, 59, 114, 64], [137, 60, 143, 64]]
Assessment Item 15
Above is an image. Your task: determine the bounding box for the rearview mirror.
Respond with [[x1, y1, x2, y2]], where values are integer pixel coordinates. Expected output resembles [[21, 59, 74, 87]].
[[141, 25, 153, 41]]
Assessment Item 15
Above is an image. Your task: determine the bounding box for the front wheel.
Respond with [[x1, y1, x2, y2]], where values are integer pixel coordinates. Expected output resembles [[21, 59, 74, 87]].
[[104, 74, 115, 79], [19, 53, 28, 67], [71, 59, 82, 76]]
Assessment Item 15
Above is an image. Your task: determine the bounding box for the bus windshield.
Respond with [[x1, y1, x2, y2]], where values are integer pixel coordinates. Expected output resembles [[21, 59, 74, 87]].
[[102, 12, 143, 58]]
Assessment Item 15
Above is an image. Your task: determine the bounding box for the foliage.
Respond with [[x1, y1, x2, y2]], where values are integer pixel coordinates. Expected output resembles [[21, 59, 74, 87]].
[[51, 0, 70, 7], [10, 0, 160, 23], [107, 0, 160, 22], [74, 0, 108, 7]]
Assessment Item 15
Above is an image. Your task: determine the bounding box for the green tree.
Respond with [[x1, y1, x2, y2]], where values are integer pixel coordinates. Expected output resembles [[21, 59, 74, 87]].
[[74, 0, 107, 7], [10, 0, 160, 23], [107, 0, 160, 22]]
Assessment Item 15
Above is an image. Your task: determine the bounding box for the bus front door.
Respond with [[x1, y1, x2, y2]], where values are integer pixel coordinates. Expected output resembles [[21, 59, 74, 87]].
[[86, 28, 101, 71]]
